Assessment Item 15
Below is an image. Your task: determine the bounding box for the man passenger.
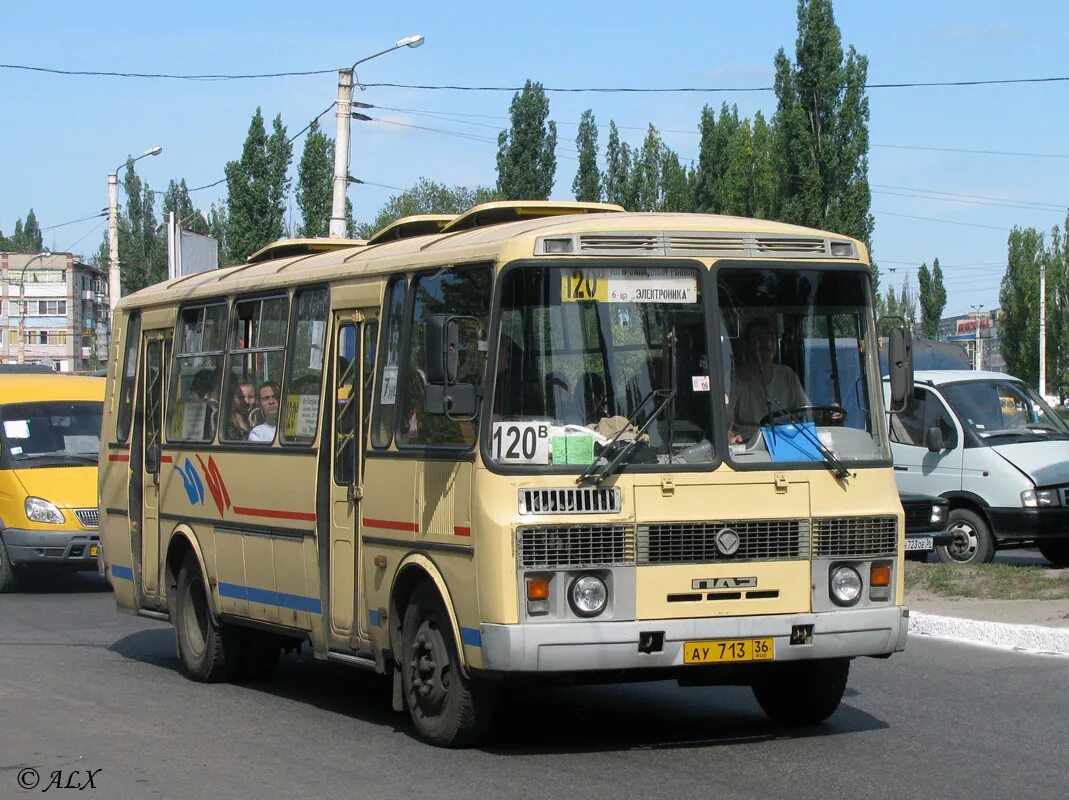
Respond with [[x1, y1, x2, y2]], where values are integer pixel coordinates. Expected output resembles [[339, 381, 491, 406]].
[[248, 382, 280, 443]]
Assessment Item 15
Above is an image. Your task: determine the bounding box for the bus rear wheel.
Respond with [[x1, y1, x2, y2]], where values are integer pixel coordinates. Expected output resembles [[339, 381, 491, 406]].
[[174, 554, 239, 682], [751, 658, 850, 725], [400, 585, 496, 747]]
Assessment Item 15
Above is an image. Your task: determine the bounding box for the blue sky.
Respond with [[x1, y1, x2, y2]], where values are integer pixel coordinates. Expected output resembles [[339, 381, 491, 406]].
[[1, 1, 1065, 317]]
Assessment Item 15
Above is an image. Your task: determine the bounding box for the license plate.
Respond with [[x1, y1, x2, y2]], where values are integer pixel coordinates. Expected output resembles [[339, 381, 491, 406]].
[[89, 544, 99, 558], [683, 638, 775, 664], [905, 536, 933, 552]]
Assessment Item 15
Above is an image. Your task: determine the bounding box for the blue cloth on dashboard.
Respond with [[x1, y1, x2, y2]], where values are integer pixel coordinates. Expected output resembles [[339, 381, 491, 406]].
[[762, 421, 824, 462]]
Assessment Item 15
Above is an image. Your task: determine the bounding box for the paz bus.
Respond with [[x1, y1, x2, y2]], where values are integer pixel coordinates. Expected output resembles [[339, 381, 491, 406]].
[[98, 201, 914, 746]]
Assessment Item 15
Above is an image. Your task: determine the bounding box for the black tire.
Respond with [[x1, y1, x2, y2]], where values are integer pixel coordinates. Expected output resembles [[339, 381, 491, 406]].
[[752, 658, 850, 725], [936, 508, 995, 564], [173, 554, 240, 682], [1037, 540, 1069, 568], [400, 584, 496, 747], [0, 538, 18, 593]]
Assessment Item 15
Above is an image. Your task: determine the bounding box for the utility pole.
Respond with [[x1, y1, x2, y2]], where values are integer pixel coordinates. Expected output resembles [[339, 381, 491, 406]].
[[108, 172, 120, 311], [969, 304, 984, 371], [1038, 250, 1047, 397], [328, 69, 354, 239]]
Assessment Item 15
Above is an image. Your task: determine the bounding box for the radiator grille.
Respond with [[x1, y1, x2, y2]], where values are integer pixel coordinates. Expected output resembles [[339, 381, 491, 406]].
[[812, 516, 898, 557], [75, 508, 99, 529], [519, 487, 621, 515], [517, 525, 634, 569], [902, 503, 933, 532], [637, 519, 811, 564]]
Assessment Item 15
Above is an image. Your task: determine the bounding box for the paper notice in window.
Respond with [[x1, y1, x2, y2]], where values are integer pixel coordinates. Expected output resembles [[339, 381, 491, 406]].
[[3, 420, 30, 439], [181, 401, 207, 440], [381, 365, 398, 405], [284, 395, 320, 439], [691, 375, 710, 392]]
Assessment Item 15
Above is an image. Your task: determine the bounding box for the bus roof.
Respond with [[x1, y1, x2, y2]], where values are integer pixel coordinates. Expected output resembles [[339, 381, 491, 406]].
[[365, 215, 455, 245], [439, 200, 625, 233], [245, 238, 367, 264], [0, 373, 104, 402], [116, 208, 869, 312]]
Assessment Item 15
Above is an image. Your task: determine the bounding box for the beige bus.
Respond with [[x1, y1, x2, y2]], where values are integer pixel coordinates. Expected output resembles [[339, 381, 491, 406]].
[[99, 201, 914, 746]]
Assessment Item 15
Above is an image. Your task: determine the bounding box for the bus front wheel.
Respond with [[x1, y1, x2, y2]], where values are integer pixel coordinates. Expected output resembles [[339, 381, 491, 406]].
[[174, 554, 239, 682], [400, 585, 496, 747], [751, 658, 850, 725]]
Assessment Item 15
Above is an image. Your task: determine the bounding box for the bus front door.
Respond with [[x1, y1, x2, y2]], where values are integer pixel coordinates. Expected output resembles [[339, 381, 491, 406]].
[[138, 333, 169, 604], [327, 312, 377, 646]]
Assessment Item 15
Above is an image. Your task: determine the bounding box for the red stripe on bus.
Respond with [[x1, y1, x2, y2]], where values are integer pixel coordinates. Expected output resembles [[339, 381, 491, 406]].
[[108, 454, 130, 462], [233, 506, 317, 522], [363, 518, 420, 533], [161, 455, 173, 464], [454, 526, 471, 537]]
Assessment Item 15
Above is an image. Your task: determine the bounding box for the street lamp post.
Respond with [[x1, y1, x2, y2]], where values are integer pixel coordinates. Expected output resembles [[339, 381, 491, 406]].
[[16, 250, 53, 364], [108, 146, 162, 311], [329, 34, 424, 239], [969, 304, 985, 371]]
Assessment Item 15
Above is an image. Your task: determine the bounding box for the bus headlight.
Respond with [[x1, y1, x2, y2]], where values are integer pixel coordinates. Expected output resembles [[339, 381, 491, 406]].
[[25, 496, 65, 524], [568, 574, 608, 617], [829, 565, 863, 607]]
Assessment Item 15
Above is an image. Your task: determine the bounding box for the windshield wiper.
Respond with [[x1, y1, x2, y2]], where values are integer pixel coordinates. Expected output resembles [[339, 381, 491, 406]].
[[766, 404, 850, 480], [577, 389, 677, 485], [14, 452, 98, 465]]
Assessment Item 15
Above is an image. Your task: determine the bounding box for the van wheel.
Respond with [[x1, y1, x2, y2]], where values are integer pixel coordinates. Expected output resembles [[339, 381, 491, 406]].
[[400, 584, 496, 747], [0, 539, 19, 593], [173, 554, 239, 682], [936, 508, 995, 564], [1037, 540, 1069, 568], [752, 658, 850, 725]]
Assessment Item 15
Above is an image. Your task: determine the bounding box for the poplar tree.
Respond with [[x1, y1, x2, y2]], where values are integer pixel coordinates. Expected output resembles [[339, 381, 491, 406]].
[[118, 164, 166, 293], [296, 119, 334, 237], [1000, 227, 1044, 385], [603, 121, 625, 205], [5, 210, 44, 253], [496, 80, 557, 200], [917, 258, 947, 339], [225, 108, 292, 262], [772, 0, 876, 289], [572, 109, 601, 202], [163, 179, 208, 234]]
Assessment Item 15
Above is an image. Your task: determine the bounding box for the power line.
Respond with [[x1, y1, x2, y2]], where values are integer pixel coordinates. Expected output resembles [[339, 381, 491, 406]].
[[873, 210, 1011, 231], [0, 63, 336, 81], [40, 211, 107, 231], [872, 184, 1067, 212], [872, 143, 1069, 160]]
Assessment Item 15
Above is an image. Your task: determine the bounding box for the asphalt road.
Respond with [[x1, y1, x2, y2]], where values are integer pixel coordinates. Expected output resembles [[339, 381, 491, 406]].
[[2, 571, 1067, 800]]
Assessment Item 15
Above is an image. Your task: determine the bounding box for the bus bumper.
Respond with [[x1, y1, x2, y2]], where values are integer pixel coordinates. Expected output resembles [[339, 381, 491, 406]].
[[1, 527, 100, 568], [480, 606, 908, 673]]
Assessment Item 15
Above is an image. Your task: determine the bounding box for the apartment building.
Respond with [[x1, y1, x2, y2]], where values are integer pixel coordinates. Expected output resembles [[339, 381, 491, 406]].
[[0, 251, 109, 373]]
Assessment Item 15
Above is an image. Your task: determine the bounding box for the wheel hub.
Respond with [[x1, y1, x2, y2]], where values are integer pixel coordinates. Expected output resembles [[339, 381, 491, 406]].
[[947, 523, 977, 561], [408, 622, 450, 712]]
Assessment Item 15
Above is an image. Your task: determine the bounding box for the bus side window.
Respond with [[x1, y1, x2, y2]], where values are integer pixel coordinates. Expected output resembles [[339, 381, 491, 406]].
[[372, 277, 407, 449], [334, 324, 357, 485], [362, 320, 378, 446], [115, 312, 141, 442], [281, 288, 328, 446], [168, 304, 227, 443], [220, 295, 288, 445]]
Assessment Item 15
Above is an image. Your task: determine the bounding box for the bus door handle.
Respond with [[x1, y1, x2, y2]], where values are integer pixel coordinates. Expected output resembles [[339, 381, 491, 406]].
[[347, 484, 364, 503]]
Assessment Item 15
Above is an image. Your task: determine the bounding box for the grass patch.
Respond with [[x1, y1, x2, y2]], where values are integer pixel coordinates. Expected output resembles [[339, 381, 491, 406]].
[[905, 561, 1069, 600]]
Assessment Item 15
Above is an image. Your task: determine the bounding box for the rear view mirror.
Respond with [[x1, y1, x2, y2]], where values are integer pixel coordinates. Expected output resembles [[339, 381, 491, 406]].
[[888, 325, 914, 414], [424, 384, 477, 417], [425, 314, 459, 385], [925, 426, 943, 453]]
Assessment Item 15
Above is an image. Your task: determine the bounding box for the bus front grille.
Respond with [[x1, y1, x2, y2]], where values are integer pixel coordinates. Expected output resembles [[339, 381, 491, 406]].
[[637, 519, 811, 564], [518, 487, 621, 515], [812, 516, 898, 557], [517, 525, 634, 569]]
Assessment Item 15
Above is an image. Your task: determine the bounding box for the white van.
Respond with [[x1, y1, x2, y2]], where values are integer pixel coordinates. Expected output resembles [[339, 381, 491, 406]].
[[883, 370, 1069, 566]]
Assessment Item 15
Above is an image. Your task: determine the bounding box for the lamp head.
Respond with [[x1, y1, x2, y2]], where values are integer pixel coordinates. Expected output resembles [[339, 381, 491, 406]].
[[396, 33, 424, 48], [144, 146, 163, 157]]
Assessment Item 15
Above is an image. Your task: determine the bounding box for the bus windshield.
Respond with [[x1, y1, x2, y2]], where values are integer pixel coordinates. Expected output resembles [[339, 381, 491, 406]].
[[490, 265, 715, 469], [718, 266, 886, 465], [0, 401, 102, 465]]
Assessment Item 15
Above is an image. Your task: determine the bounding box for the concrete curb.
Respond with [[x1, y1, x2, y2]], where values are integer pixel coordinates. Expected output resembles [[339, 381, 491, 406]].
[[910, 612, 1069, 657]]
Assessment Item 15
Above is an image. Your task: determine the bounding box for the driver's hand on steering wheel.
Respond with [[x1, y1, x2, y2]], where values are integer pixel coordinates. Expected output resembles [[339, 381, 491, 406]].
[[728, 428, 745, 445]]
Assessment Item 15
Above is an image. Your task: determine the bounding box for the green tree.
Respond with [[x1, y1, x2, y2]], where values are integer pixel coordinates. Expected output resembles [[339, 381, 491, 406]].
[[296, 119, 334, 238], [225, 108, 292, 262], [917, 258, 947, 339], [603, 121, 625, 205], [633, 124, 664, 211], [4, 210, 44, 253], [209, 203, 231, 266], [496, 80, 557, 200], [117, 163, 166, 294], [899, 274, 917, 327], [163, 179, 209, 234], [572, 109, 601, 202], [661, 151, 692, 212], [357, 178, 498, 239], [1000, 227, 1044, 385], [772, 0, 876, 291]]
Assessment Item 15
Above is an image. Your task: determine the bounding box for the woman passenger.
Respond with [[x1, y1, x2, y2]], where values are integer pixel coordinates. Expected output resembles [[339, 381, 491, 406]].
[[224, 381, 255, 440]]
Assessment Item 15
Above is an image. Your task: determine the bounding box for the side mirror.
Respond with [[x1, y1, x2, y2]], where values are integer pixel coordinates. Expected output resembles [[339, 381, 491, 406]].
[[925, 425, 943, 453], [888, 325, 914, 413], [425, 314, 459, 385], [424, 384, 477, 417]]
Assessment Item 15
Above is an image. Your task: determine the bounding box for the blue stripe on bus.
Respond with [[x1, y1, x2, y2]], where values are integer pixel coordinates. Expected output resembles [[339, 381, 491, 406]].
[[218, 582, 322, 614], [460, 626, 482, 647], [369, 609, 382, 627], [110, 564, 134, 581]]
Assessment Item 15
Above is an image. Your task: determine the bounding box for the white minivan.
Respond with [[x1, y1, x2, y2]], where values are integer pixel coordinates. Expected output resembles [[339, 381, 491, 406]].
[[883, 370, 1069, 566]]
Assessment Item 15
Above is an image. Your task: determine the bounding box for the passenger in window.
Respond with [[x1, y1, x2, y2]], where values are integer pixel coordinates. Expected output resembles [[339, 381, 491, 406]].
[[729, 318, 810, 443], [248, 382, 280, 443], [224, 381, 255, 440]]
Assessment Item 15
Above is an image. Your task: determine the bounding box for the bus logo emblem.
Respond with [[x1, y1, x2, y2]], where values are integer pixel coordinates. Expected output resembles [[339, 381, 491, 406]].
[[692, 576, 758, 590], [714, 527, 741, 556]]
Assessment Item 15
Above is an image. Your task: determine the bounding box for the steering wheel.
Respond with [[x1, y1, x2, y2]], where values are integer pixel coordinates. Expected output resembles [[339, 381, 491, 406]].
[[759, 404, 847, 427]]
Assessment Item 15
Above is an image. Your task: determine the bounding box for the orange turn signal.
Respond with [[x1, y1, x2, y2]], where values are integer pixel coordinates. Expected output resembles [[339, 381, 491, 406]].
[[526, 578, 550, 601], [870, 564, 892, 587]]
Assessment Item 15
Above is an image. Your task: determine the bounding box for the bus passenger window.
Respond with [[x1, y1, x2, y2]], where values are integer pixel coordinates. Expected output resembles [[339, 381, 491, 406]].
[[281, 288, 328, 445], [372, 278, 407, 449], [115, 312, 141, 442], [221, 295, 288, 445], [399, 265, 491, 447], [168, 304, 227, 443]]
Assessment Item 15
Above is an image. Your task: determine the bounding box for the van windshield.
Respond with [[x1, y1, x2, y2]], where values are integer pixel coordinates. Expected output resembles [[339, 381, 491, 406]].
[[941, 380, 1069, 442], [0, 401, 103, 465]]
